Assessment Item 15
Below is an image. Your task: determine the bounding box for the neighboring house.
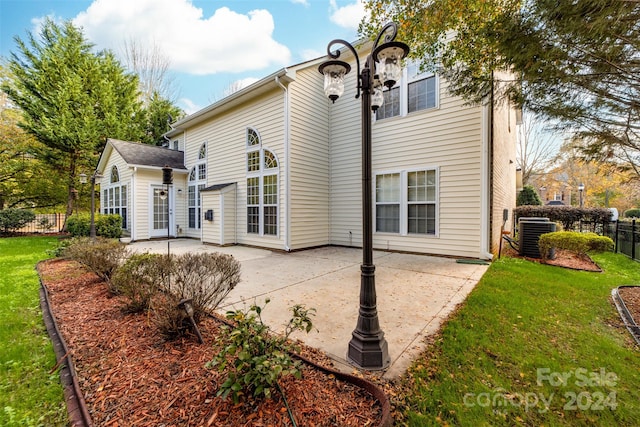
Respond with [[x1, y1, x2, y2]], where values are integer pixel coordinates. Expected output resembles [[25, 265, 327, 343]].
[[96, 48, 518, 259]]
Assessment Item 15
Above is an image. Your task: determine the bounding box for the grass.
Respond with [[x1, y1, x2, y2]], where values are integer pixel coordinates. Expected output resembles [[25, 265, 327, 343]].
[[0, 236, 67, 426], [400, 252, 640, 426], [3, 237, 640, 426]]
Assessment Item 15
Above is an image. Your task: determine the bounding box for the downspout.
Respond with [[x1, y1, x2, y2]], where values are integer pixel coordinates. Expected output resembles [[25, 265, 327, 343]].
[[480, 76, 494, 260], [276, 72, 291, 252]]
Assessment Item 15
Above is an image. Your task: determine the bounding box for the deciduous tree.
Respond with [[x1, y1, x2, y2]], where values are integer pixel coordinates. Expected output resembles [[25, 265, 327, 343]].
[[361, 0, 640, 178]]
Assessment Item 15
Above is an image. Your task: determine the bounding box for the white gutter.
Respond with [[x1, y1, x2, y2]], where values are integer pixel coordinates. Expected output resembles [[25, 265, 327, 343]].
[[275, 72, 291, 252]]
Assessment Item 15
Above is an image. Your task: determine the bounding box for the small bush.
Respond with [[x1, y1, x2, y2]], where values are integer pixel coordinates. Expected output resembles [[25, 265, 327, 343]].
[[624, 208, 640, 218], [0, 208, 36, 233], [514, 206, 612, 231], [66, 214, 91, 237], [538, 231, 614, 260], [151, 292, 191, 340], [112, 253, 168, 313], [96, 214, 123, 238], [66, 213, 122, 238], [167, 252, 241, 321], [208, 300, 315, 403], [62, 237, 129, 291]]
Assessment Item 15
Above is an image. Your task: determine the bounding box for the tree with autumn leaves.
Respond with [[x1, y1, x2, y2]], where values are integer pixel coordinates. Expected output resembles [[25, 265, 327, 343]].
[[361, 0, 640, 181]]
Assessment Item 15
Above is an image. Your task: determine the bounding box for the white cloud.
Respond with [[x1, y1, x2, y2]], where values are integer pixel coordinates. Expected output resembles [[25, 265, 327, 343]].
[[222, 77, 260, 97], [301, 48, 324, 61], [290, 0, 310, 6], [73, 0, 291, 75], [178, 98, 201, 115], [329, 0, 367, 30]]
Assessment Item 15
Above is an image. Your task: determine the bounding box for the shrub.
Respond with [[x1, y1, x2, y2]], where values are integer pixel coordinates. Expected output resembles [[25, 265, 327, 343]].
[[0, 208, 36, 233], [208, 300, 315, 403], [538, 231, 614, 260], [514, 206, 612, 231], [150, 252, 240, 339], [624, 208, 640, 218], [62, 237, 129, 291], [112, 253, 169, 313], [66, 214, 90, 237], [151, 292, 191, 340], [166, 252, 241, 321], [516, 185, 542, 206], [66, 213, 122, 238], [96, 214, 123, 238]]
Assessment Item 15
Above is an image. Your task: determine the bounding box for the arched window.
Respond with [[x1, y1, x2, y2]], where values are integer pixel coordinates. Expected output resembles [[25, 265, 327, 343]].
[[102, 165, 127, 230], [188, 142, 207, 229], [246, 128, 278, 236], [110, 166, 119, 183]]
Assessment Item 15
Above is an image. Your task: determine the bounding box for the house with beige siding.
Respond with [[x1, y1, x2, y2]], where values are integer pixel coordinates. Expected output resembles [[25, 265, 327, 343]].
[[96, 49, 518, 259]]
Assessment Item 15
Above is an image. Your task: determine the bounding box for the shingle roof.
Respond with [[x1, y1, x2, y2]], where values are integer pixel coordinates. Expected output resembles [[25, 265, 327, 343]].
[[107, 138, 186, 170], [201, 183, 236, 192]]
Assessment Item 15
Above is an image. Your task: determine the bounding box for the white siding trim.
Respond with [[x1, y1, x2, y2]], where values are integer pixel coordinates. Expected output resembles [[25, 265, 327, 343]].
[[275, 75, 291, 251]]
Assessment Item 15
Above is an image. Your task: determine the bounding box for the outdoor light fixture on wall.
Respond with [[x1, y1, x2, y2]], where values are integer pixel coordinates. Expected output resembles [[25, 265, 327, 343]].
[[318, 22, 409, 370]]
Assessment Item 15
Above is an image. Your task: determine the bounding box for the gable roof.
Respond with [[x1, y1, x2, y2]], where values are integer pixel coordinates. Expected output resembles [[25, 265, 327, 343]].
[[97, 139, 187, 173]]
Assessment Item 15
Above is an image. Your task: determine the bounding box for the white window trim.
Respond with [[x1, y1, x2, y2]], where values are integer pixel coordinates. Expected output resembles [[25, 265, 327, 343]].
[[188, 142, 207, 230], [245, 127, 280, 238], [374, 61, 439, 122], [374, 167, 439, 237]]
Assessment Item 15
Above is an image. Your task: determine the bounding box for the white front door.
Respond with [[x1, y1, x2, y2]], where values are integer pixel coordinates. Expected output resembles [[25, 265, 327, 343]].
[[150, 185, 173, 238]]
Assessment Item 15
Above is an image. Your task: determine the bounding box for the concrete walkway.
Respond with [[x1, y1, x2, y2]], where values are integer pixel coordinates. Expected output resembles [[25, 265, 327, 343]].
[[128, 239, 489, 379]]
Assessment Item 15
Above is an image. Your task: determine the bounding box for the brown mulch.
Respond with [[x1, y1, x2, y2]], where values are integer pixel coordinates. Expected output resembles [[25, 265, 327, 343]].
[[618, 287, 640, 329], [39, 259, 384, 427]]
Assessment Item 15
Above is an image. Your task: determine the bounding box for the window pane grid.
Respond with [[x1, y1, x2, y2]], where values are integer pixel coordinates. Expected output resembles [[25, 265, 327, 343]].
[[408, 76, 436, 113], [247, 152, 260, 172], [376, 87, 400, 120]]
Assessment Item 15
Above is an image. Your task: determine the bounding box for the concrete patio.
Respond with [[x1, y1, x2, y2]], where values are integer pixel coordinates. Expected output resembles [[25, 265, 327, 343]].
[[128, 239, 489, 379]]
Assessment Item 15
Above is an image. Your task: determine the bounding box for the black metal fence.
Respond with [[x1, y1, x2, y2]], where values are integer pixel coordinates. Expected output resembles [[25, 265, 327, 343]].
[[15, 213, 67, 234], [605, 220, 640, 262]]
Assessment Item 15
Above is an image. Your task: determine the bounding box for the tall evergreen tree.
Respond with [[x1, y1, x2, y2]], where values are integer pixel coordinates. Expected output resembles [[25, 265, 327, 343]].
[[2, 19, 145, 219]]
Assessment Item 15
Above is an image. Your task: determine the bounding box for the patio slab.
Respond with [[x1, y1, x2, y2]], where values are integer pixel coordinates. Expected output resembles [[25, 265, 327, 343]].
[[128, 239, 489, 379]]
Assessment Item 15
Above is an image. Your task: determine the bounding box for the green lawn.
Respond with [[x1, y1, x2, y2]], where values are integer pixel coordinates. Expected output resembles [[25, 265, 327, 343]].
[[0, 237, 67, 427], [3, 237, 640, 426], [400, 252, 640, 426]]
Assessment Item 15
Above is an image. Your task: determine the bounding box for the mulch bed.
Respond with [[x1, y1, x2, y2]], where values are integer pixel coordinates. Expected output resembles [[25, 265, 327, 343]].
[[618, 287, 640, 330], [39, 259, 384, 427]]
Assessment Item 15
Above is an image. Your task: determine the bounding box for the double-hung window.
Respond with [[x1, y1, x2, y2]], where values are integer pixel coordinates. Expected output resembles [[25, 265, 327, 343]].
[[376, 61, 438, 121], [375, 168, 438, 235], [246, 128, 279, 236]]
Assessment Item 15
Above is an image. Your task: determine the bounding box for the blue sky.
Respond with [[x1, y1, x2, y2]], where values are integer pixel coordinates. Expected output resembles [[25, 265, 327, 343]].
[[1, 0, 365, 114]]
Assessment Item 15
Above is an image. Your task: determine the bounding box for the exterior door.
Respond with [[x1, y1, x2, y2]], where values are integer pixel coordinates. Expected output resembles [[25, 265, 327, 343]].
[[150, 185, 173, 238]]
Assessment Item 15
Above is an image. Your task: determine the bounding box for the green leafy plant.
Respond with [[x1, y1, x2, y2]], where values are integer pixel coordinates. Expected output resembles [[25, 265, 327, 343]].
[[623, 208, 640, 218], [0, 208, 36, 234], [538, 231, 614, 260], [66, 213, 122, 238], [208, 300, 315, 403]]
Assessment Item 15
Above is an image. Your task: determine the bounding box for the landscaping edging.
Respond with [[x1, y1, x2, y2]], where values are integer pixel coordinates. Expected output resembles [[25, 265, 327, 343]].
[[611, 286, 640, 346], [38, 263, 92, 427]]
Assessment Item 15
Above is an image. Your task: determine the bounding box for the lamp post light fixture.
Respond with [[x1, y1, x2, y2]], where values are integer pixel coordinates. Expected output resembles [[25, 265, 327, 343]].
[[318, 22, 409, 370], [79, 172, 103, 239], [578, 183, 585, 208]]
